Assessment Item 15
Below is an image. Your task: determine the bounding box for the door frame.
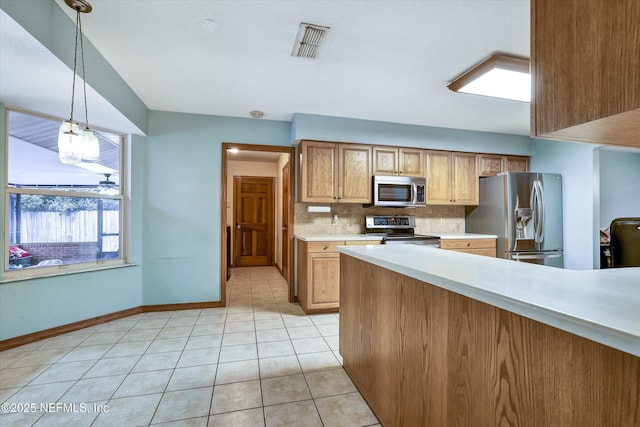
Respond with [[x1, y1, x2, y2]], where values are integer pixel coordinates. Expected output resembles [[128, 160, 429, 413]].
[[221, 143, 296, 306], [281, 161, 291, 283]]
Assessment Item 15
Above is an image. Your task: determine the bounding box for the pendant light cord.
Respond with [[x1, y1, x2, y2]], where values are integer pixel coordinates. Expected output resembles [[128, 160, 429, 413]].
[[78, 9, 90, 131], [69, 9, 80, 123], [69, 7, 91, 131]]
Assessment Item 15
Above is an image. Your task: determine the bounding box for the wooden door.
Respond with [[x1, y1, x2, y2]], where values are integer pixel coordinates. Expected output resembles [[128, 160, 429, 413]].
[[372, 147, 398, 175], [281, 162, 290, 280], [452, 153, 479, 205], [299, 141, 337, 202], [234, 176, 274, 267], [426, 151, 452, 204], [339, 144, 372, 203], [398, 148, 425, 176]]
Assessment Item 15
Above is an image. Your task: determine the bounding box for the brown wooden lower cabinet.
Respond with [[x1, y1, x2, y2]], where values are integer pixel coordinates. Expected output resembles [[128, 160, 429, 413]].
[[339, 254, 639, 427], [297, 239, 380, 313]]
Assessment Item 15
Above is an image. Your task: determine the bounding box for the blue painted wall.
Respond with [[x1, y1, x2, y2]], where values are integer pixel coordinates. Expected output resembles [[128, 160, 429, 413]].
[[143, 111, 292, 305], [599, 149, 640, 228], [292, 113, 531, 155], [530, 138, 599, 270], [0, 102, 145, 341]]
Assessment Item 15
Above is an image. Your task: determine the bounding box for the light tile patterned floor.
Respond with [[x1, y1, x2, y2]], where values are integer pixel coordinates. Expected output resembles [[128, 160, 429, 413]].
[[0, 266, 380, 427]]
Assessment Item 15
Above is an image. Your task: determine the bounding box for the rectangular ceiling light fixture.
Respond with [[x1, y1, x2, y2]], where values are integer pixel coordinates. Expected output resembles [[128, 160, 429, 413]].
[[292, 22, 330, 58], [447, 54, 531, 102]]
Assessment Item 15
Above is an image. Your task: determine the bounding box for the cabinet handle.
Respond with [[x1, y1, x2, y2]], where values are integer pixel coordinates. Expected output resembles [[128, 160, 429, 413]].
[[323, 245, 328, 250], [467, 242, 471, 247]]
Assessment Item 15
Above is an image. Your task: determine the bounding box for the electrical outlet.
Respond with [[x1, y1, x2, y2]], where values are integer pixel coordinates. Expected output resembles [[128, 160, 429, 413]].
[[440, 218, 445, 225], [332, 214, 338, 225]]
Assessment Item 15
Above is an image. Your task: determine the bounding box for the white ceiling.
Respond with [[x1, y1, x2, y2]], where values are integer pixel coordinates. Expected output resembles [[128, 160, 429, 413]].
[[1, 0, 531, 138]]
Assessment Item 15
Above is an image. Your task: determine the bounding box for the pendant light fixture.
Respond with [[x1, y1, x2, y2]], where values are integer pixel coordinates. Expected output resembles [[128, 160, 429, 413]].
[[58, 0, 100, 164]]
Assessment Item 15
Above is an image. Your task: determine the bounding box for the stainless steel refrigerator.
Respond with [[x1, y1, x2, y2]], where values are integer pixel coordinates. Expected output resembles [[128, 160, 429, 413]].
[[466, 172, 564, 268]]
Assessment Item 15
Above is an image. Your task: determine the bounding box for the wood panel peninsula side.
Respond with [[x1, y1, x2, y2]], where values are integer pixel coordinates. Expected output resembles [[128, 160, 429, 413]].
[[338, 245, 639, 427]]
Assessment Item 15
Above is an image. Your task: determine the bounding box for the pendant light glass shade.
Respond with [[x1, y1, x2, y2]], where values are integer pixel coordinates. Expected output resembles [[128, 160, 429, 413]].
[[58, 120, 83, 164], [80, 128, 100, 161]]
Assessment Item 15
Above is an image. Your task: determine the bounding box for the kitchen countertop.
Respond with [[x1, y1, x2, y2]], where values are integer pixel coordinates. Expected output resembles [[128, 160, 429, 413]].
[[294, 233, 495, 241], [428, 233, 496, 239], [295, 234, 384, 242], [337, 244, 640, 357]]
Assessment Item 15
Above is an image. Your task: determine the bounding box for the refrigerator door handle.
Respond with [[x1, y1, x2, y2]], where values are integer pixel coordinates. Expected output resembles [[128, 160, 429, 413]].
[[531, 180, 544, 244], [531, 181, 536, 242], [537, 180, 545, 243]]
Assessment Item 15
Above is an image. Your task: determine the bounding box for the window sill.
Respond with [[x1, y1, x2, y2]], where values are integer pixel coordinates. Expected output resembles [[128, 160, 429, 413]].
[[1, 260, 139, 283]]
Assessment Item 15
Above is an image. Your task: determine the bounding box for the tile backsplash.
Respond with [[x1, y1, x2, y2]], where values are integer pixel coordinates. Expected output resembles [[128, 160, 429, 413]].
[[294, 203, 465, 236]]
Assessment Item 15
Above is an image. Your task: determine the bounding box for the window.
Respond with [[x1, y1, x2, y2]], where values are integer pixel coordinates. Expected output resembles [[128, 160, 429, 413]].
[[5, 109, 126, 276]]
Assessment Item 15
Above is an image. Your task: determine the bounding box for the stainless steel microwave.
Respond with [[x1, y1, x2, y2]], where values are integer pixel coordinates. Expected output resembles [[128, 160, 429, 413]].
[[372, 175, 426, 207]]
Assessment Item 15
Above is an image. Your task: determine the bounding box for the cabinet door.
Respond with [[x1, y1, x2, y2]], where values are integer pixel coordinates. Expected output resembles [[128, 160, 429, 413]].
[[452, 153, 479, 205], [503, 156, 529, 173], [372, 147, 399, 175], [299, 141, 337, 203], [531, 0, 640, 148], [478, 154, 503, 177], [399, 148, 425, 177], [426, 151, 452, 204], [308, 253, 340, 309], [339, 144, 372, 203]]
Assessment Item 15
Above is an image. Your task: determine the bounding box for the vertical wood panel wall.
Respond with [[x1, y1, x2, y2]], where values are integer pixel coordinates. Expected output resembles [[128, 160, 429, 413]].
[[339, 254, 639, 427]]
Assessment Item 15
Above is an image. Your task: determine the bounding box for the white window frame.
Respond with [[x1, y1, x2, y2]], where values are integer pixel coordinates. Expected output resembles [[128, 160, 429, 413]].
[[2, 108, 130, 282]]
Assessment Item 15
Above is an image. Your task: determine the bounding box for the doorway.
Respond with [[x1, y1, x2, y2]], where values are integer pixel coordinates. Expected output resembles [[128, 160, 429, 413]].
[[221, 143, 296, 306], [233, 176, 274, 267]]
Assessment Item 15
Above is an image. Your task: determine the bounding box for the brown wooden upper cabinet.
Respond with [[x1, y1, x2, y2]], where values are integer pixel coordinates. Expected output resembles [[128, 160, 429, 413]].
[[426, 151, 479, 205], [478, 154, 530, 177], [531, 0, 640, 148], [298, 140, 372, 203], [372, 146, 425, 177]]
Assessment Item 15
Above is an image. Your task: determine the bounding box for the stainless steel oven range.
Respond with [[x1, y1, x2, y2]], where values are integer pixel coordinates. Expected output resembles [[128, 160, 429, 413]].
[[365, 215, 440, 247]]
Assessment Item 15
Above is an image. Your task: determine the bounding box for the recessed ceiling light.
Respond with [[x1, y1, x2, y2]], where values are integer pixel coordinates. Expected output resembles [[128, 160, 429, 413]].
[[448, 54, 530, 102], [228, 148, 239, 154], [200, 18, 219, 32]]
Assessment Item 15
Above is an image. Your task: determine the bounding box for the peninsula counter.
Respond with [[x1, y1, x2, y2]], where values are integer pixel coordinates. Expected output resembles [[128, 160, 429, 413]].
[[337, 245, 639, 427]]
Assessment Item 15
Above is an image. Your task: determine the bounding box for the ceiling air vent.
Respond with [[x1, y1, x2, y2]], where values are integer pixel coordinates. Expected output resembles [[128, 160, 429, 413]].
[[291, 22, 330, 58]]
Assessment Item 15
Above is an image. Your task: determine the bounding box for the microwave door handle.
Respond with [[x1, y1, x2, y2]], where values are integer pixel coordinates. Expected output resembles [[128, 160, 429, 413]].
[[411, 183, 417, 204]]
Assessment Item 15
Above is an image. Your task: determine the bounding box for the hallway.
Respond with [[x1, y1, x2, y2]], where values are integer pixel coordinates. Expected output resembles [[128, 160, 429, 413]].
[[0, 267, 379, 426]]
